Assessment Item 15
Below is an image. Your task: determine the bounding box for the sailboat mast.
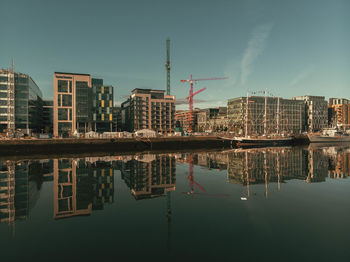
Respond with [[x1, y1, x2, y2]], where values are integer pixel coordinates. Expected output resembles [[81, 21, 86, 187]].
[[245, 92, 249, 137], [264, 89, 267, 136], [277, 96, 280, 134]]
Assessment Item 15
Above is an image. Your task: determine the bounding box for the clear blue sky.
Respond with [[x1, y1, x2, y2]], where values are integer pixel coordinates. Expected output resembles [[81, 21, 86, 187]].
[[0, 0, 349, 109]]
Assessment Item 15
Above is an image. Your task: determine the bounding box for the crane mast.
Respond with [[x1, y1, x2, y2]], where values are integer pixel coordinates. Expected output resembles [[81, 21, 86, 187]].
[[165, 38, 170, 95], [180, 75, 227, 133]]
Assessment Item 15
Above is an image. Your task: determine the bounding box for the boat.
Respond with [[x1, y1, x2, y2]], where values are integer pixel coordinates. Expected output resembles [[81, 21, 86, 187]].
[[232, 90, 294, 148], [307, 128, 350, 143], [235, 136, 294, 148]]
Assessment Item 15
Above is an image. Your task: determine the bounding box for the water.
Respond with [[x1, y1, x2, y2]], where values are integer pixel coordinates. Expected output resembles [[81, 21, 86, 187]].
[[1, 145, 350, 262]]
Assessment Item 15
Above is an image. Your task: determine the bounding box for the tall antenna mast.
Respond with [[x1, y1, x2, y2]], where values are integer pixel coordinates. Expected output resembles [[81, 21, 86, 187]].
[[165, 38, 171, 95]]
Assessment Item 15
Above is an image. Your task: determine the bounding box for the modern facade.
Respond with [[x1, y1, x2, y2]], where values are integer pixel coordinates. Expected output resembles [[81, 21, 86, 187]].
[[43, 99, 53, 134], [53, 72, 91, 137], [121, 89, 175, 134], [53, 72, 114, 137], [0, 69, 43, 134], [91, 78, 114, 132], [293, 95, 328, 132], [227, 96, 305, 135], [197, 107, 228, 132], [328, 98, 350, 128]]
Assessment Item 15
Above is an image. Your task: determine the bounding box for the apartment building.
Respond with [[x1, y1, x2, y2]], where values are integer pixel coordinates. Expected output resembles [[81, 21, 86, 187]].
[[197, 107, 228, 132], [227, 96, 305, 135], [328, 98, 350, 128], [175, 108, 200, 132], [293, 95, 328, 132], [120, 154, 176, 200], [121, 89, 175, 133]]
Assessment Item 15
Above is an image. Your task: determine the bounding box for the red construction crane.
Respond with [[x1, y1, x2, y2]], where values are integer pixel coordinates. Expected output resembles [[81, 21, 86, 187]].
[[182, 155, 229, 198], [180, 75, 227, 132]]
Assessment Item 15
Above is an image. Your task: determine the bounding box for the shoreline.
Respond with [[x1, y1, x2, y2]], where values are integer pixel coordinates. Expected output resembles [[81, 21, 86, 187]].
[[0, 135, 311, 158]]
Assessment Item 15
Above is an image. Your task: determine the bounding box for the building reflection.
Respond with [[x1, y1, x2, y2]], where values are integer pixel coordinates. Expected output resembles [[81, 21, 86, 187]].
[[53, 154, 176, 220], [189, 146, 349, 187], [53, 158, 115, 219], [1, 146, 350, 226], [0, 160, 53, 229], [120, 154, 176, 200]]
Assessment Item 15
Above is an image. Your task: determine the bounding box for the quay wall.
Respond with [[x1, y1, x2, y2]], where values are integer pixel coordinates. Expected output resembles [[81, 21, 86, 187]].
[[0, 136, 310, 157], [0, 136, 232, 156]]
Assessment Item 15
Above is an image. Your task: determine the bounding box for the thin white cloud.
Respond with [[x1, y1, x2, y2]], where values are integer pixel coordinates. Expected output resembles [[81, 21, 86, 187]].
[[240, 23, 274, 86], [289, 65, 314, 87]]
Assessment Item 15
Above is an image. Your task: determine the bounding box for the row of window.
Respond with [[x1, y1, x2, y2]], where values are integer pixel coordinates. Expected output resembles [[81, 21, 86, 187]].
[[93, 113, 113, 121]]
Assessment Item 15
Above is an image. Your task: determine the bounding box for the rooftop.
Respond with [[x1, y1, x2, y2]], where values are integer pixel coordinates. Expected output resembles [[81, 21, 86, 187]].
[[54, 72, 91, 76]]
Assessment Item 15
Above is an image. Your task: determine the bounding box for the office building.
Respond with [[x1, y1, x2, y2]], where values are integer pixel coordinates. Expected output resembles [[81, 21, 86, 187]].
[[91, 78, 114, 132], [227, 96, 305, 135], [121, 89, 175, 133], [0, 69, 43, 134], [43, 99, 53, 134], [293, 95, 328, 132], [53, 72, 114, 137]]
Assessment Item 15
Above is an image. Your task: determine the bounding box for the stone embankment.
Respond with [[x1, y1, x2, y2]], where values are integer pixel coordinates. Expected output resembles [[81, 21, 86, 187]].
[[0, 136, 232, 157], [0, 135, 310, 158]]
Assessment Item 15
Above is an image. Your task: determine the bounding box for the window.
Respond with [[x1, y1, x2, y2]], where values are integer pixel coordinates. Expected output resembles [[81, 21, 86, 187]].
[[101, 100, 104, 107], [0, 76, 8, 82], [101, 86, 104, 94], [109, 100, 112, 107], [109, 114, 112, 121], [101, 114, 104, 121], [16, 92, 28, 99], [58, 80, 68, 93], [0, 84, 7, 90], [69, 81, 72, 93], [58, 108, 69, 120], [61, 95, 72, 106], [76, 81, 88, 88], [58, 122, 71, 132], [0, 108, 7, 113]]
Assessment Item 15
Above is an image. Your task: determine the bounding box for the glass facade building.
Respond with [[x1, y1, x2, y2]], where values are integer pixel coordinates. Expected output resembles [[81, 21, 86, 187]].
[[92, 78, 114, 132], [53, 73, 114, 137], [0, 70, 43, 134]]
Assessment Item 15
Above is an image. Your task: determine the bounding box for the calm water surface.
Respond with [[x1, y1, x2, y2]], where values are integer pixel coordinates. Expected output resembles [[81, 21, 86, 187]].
[[1, 145, 350, 261]]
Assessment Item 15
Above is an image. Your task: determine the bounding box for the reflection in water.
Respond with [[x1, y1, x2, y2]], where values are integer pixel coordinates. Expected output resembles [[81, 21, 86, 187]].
[[0, 160, 53, 232], [53, 158, 115, 219], [1, 146, 350, 227]]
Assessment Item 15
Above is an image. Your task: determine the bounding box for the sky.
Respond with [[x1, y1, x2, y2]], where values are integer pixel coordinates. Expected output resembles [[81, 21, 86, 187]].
[[0, 0, 349, 109]]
